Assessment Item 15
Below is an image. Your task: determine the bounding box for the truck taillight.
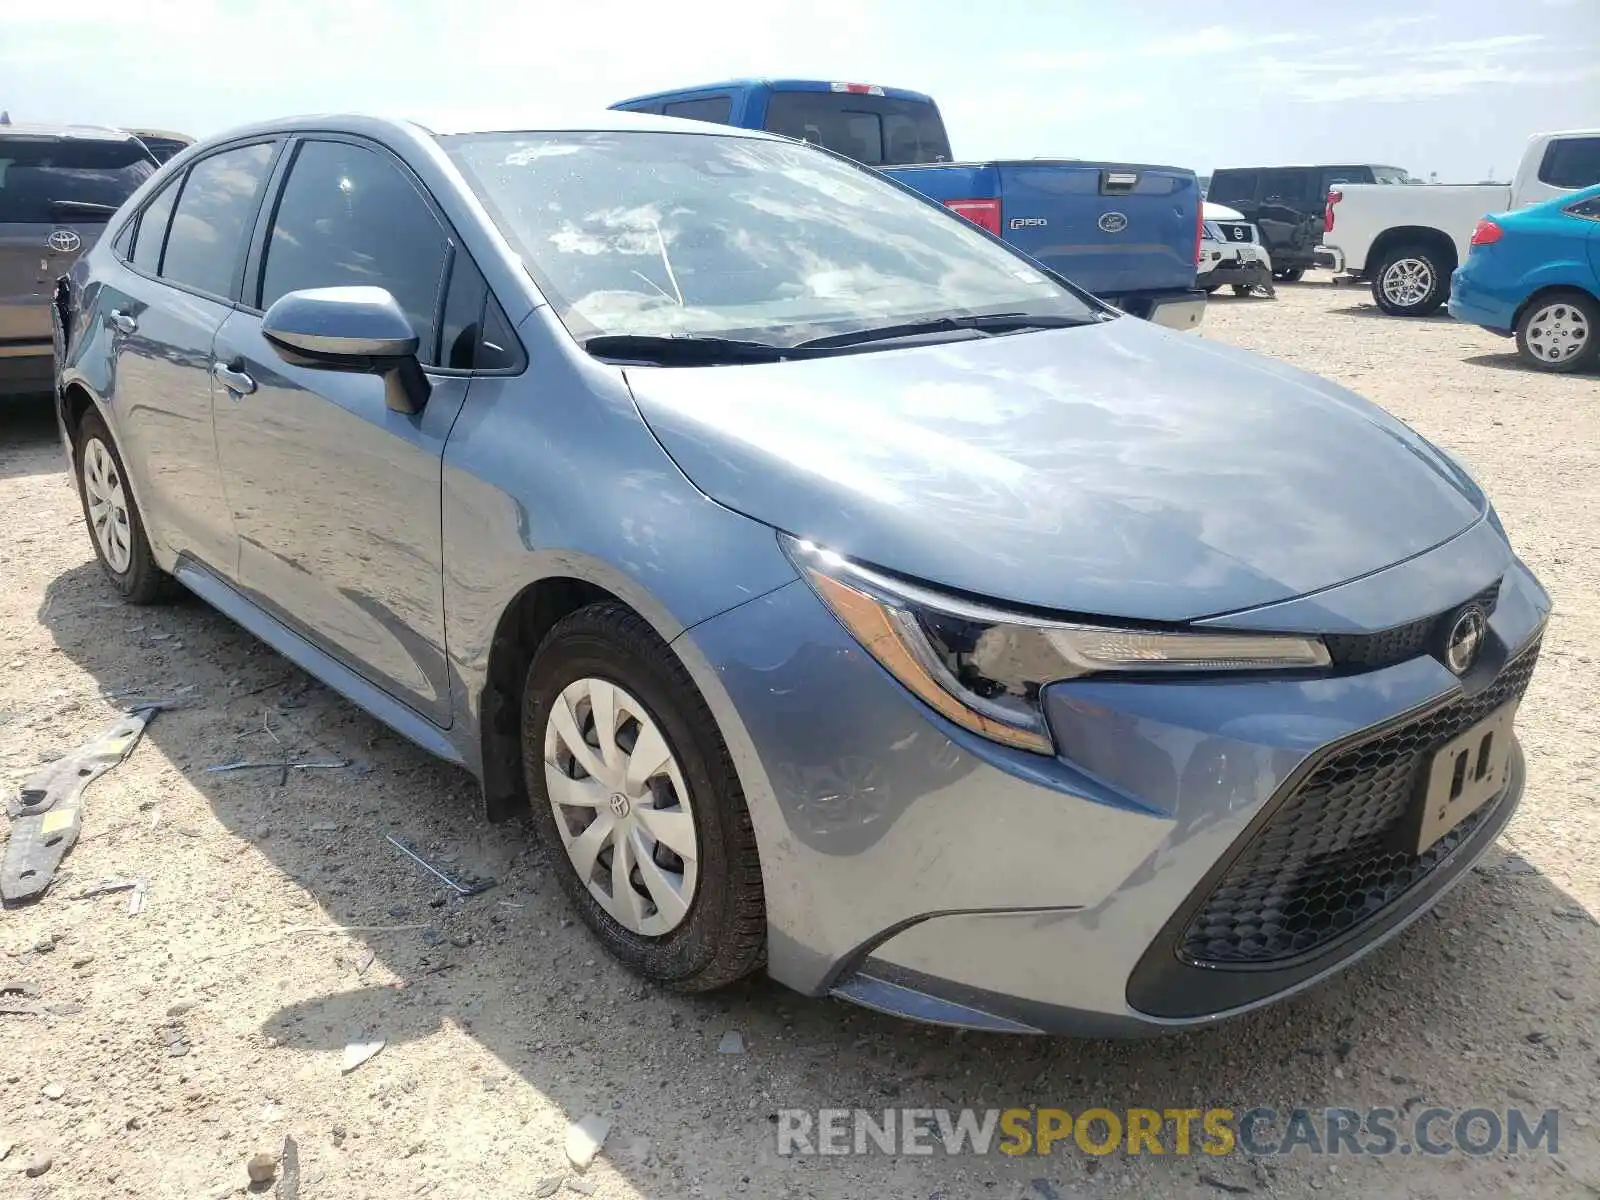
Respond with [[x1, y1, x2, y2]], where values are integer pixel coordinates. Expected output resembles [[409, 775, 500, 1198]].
[[1325, 188, 1342, 232], [945, 198, 1002, 236], [1470, 218, 1503, 246]]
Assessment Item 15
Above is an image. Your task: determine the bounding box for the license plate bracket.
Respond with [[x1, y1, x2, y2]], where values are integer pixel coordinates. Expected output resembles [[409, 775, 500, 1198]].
[[1406, 700, 1518, 855]]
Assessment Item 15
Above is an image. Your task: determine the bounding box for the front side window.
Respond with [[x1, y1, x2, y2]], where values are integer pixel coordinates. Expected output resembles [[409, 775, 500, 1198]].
[[131, 174, 180, 273], [1539, 137, 1600, 190], [444, 130, 1094, 349], [762, 92, 950, 166], [0, 136, 155, 223], [259, 139, 448, 364], [1258, 170, 1310, 205], [161, 142, 276, 298]]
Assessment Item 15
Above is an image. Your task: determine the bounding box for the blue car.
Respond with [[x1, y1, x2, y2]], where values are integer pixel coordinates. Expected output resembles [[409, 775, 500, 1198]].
[[54, 111, 1548, 1034], [1449, 182, 1600, 373]]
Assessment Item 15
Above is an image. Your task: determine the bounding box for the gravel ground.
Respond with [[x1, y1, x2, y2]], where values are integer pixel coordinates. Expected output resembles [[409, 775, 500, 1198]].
[[0, 276, 1597, 1200]]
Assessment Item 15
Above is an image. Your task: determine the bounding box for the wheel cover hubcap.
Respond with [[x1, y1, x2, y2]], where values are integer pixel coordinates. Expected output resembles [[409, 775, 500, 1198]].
[[544, 677, 699, 936], [1382, 257, 1433, 307], [1526, 303, 1589, 363], [82, 437, 133, 573]]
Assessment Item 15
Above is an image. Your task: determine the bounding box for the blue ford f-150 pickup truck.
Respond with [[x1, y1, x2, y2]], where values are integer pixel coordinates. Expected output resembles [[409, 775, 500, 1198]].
[[611, 79, 1205, 329]]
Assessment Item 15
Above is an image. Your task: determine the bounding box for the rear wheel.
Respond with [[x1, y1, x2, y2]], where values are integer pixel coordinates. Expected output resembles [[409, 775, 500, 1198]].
[[74, 409, 180, 604], [1231, 284, 1254, 297], [521, 602, 766, 992], [1372, 244, 1448, 316], [1515, 292, 1599, 373], [1272, 267, 1304, 283]]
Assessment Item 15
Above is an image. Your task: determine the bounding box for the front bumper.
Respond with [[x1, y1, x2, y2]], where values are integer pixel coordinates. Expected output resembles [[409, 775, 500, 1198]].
[[1200, 259, 1275, 290], [679, 524, 1549, 1035]]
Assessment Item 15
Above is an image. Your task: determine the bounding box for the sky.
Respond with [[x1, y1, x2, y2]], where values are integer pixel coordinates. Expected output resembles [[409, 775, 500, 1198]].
[[1, 0, 1596, 181]]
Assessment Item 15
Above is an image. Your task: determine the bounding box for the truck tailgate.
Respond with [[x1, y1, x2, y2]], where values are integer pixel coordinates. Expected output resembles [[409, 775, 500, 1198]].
[[995, 162, 1198, 297]]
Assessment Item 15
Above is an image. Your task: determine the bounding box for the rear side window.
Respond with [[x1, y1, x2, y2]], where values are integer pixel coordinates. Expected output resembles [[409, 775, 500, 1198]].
[[1567, 196, 1600, 220], [1539, 137, 1600, 189], [1258, 170, 1312, 205], [131, 175, 180, 273], [161, 142, 276, 299], [1208, 171, 1256, 204], [0, 136, 155, 223], [763, 92, 951, 166], [662, 97, 733, 125], [259, 139, 449, 365]]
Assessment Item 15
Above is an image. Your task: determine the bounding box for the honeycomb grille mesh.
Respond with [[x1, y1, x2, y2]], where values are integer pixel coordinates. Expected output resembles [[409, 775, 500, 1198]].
[[1179, 640, 1539, 966], [1323, 581, 1501, 671]]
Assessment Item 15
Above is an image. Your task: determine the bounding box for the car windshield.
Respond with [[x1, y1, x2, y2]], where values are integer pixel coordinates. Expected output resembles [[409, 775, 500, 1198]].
[[442, 130, 1096, 348], [0, 137, 155, 222]]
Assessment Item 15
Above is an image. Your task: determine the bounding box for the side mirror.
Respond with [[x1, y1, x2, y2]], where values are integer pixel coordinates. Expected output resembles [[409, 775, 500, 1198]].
[[261, 285, 430, 415]]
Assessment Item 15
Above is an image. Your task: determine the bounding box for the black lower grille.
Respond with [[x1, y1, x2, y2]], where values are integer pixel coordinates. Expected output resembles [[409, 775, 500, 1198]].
[[1179, 640, 1540, 966], [1324, 580, 1501, 672]]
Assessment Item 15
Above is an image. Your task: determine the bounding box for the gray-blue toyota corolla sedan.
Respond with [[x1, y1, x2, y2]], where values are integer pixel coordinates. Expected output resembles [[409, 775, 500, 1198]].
[[54, 111, 1548, 1035]]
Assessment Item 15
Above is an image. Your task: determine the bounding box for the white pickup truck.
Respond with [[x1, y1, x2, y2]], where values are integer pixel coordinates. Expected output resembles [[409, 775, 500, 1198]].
[[1323, 128, 1600, 316]]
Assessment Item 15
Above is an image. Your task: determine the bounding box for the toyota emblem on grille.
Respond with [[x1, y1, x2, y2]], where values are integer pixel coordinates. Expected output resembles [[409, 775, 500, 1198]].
[[46, 229, 82, 253], [1444, 605, 1487, 675], [1097, 212, 1128, 234]]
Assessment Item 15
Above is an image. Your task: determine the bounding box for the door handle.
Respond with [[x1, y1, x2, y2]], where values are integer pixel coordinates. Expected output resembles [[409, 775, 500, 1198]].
[[212, 360, 257, 397], [109, 309, 137, 334]]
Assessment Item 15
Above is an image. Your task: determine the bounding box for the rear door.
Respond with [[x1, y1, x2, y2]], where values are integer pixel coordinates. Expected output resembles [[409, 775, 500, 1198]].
[[1254, 168, 1317, 264], [101, 140, 279, 574], [1, 134, 155, 351], [211, 136, 476, 724], [994, 163, 1200, 297]]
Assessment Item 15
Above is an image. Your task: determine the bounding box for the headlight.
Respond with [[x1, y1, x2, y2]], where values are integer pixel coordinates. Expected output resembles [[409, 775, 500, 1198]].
[[783, 536, 1330, 755]]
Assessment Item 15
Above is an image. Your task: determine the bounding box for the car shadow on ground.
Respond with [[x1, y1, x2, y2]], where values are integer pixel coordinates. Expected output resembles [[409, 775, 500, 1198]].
[[1328, 305, 1456, 324], [27, 503, 1600, 1195], [1463, 352, 1597, 378], [0, 399, 65, 482]]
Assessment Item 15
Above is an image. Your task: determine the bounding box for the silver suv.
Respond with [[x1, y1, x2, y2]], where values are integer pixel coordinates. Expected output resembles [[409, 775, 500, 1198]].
[[1, 123, 155, 399]]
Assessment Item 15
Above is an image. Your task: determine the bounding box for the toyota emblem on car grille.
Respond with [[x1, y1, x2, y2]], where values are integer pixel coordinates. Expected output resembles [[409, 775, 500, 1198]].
[[1097, 212, 1128, 234], [1444, 605, 1488, 675], [46, 229, 82, 253]]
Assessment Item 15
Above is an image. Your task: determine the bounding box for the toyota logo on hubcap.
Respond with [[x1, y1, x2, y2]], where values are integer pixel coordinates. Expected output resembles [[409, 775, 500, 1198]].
[[47, 229, 82, 253], [1444, 605, 1487, 676], [609, 792, 631, 818]]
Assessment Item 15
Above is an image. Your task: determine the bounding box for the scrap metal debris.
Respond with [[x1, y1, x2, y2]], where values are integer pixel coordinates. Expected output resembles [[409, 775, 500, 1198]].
[[278, 1133, 301, 1200], [385, 835, 495, 897], [67, 877, 140, 902], [341, 1035, 385, 1074], [2, 708, 158, 905], [0, 980, 41, 1016], [205, 759, 349, 774]]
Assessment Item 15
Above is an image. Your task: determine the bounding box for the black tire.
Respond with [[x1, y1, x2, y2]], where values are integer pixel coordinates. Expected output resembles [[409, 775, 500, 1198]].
[[1371, 243, 1448, 316], [1272, 267, 1305, 283], [521, 602, 765, 992], [73, 409, 181, 604], [1231, 284, 1254, 297], [1514, 290, 1600, 374]]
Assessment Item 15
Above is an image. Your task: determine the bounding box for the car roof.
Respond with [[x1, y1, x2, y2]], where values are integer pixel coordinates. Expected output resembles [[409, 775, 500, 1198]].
[[195, 108, 782, 146], [612, 78, 939, 106], [0, 121, 144, 143]]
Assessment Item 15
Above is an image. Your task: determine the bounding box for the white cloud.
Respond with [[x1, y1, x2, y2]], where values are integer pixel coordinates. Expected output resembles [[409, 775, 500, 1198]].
[[1007, 25, 1303, 72]]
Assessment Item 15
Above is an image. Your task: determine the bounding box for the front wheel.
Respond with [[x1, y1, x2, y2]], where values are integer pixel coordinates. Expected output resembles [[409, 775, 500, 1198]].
[[1515, 292, 1599, 373], [74, 409, 180, 604], [1372, 245, 1448, 316], [1272, 267, 1304, 283], [521, 602, 766, 992]]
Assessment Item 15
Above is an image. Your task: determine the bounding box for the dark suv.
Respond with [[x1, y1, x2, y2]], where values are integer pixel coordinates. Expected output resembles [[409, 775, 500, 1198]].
[[1, 124, 156, 398], [1207, 163, 1410, 279]]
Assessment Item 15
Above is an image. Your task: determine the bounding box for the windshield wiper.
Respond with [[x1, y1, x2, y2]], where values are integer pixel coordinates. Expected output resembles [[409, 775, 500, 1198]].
[[583, 333, 790, 366], [793, 311, 1100, 351], [48, 200, 120, 217]]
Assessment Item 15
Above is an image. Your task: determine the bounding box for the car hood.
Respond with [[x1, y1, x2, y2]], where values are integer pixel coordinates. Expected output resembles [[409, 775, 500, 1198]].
[[624, 317, 1486, 622]]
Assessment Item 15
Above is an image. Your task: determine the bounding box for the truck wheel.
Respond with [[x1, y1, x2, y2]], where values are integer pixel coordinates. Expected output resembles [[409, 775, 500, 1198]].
[[1231, 285, 1254, 297], [1515, 291, 1599, 374], [1272, 268, 1304, 283], [1372, 245, 1447, 316]]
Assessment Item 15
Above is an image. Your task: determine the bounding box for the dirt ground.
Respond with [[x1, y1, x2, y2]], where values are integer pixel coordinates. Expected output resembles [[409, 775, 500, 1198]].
[[1, 276, 1597, 1200]]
